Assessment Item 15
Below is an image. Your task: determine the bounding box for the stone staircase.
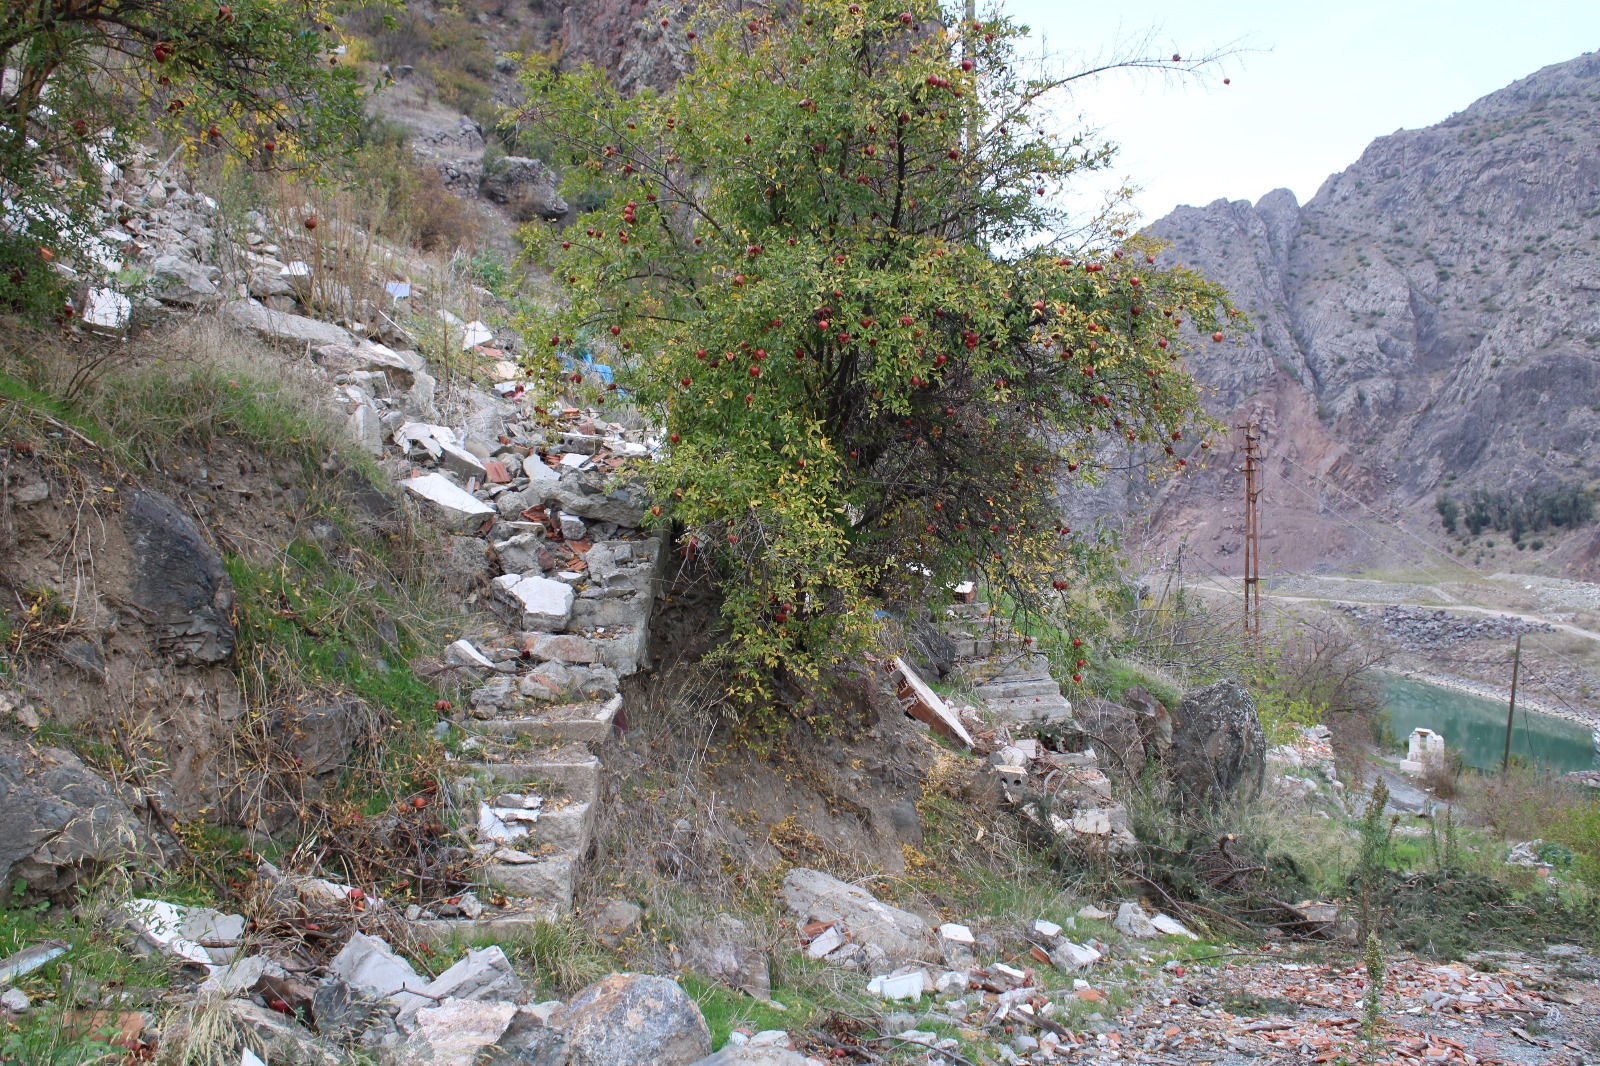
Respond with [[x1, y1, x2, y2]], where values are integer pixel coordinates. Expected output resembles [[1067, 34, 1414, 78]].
[[385, 395, 664, 933], [431, 529, 663, 929], [946, 602, 1074, 728]]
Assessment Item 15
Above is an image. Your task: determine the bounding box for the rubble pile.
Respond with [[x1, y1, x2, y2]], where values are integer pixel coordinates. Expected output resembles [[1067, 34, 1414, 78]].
[[1337, 604, 1555, 650]]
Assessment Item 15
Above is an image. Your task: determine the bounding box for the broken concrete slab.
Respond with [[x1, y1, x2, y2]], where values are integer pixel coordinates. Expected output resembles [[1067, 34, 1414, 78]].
[[445, 639, 496, 670], [329, 933, 430, 999], [866, 969, 927, 1001], [395, 946, 522, 1027], [83, 287, 131, 333], [200, 955, 290, 997], [403, 474, 495, 528], [893, 657, 974, 749], [394, 422, 458, 460], [0, 942, 67, 983], [492, 573, 574, 630], [1151, 913, 1198, 940], [1050, 941, 1103, 972], [523, 453, 560, 484], [438, 440, 488, 479], [122, 899, 217, 969], [780, 868, 933, 965]]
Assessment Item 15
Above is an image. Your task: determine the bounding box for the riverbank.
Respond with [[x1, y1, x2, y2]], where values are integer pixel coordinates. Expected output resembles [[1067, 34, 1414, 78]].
[[1385, 665, 1600, 732]]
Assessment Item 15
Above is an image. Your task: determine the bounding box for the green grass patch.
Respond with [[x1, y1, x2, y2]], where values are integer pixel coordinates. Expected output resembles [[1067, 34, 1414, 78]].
[[95, 358, 377, 478], [0, 888, 177, 1066], [0, 369, 113, 451], [226, 537, 444, 811]]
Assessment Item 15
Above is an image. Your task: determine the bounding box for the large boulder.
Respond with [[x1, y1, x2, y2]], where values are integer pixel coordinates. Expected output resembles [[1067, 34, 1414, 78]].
[[549, 973, 711, 1066], [1167, 680, 1266, 806], [124, 488, 235, 664], [221, 300, 355, 348], [779, 868, 933, 965], [480, 157, 569, 222], [1076, 686, 1172, 780], [0, 739, 154, 900]]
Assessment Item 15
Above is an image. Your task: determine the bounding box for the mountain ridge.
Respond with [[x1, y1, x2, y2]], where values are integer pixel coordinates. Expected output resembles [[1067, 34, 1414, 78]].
[[1121, 51, 1600, 575]]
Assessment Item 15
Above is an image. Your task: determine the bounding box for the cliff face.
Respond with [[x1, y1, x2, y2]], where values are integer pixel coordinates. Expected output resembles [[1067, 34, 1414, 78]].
[[1127, 52, 1600, 572]]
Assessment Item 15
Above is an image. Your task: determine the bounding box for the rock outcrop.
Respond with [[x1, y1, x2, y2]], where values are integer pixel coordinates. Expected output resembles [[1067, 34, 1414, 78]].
[[1109, 53, 1600, 572]]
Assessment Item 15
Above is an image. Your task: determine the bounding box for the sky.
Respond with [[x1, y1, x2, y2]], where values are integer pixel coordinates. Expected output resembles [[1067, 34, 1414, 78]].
[[1003, 0, 1600, 225]]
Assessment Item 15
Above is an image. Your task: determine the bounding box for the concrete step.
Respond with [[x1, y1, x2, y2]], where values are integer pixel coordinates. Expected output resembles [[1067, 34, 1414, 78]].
[[445, 750, 603, 920], [973, 677, 1062, 700], [412, 899, 567, 941], [982, 694, 1074, 724], [950, 637, 994, 659], [469, 693, 622, 745], [461, 748, 602, 802]]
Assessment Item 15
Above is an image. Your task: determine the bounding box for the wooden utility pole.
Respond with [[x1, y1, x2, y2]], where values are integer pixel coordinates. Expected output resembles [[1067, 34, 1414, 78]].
[[1239, 423, 1262, 640], [1502, 634, 1522, 774]]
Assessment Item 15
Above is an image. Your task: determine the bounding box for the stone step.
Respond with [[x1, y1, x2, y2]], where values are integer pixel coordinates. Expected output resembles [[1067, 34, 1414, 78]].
[[946, 601, 992, 620], [412, 899, 567, 941], [462, 748, 602, 802], [445, 751, 604, 920], [982, 694, 1074, 724], [469, 693, 623, 745], [972, 677, 1063, 700], [950, 637, 994, 659]]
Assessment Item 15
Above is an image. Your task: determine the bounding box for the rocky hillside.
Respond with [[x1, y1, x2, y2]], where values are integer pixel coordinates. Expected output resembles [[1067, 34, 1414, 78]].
[[1126, 52, 1600, 574]]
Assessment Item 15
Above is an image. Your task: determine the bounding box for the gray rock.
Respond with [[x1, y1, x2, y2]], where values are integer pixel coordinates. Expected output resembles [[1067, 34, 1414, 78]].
[[150, 254, 220, 306], [780, 868, 933, 965], [558, 513, 587, 541], [496, 489, 541, 521], [550, 973, 712, 1066], [400, 999, 518, 1065], [1112, 902, 1158, 940], [677, 913, 771, 1000], [1168, 680, 1266, 806], [1, 987, 29, 1013], [124, 488, 235, 664], [591, 899, 643, 949], [480, 157, 570, 222], [408, 370, 439, 420], [247, 265, 295, 299], [221, 300, 355, 347], [439, 535, 493, 596], [311, 976, 392, 1044], [0, 734, 155, 902], [545, 475, 647, 527]]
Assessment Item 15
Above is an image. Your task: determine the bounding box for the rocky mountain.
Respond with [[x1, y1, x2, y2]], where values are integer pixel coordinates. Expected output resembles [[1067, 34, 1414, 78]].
[[1124, 52, 1600, 575]]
